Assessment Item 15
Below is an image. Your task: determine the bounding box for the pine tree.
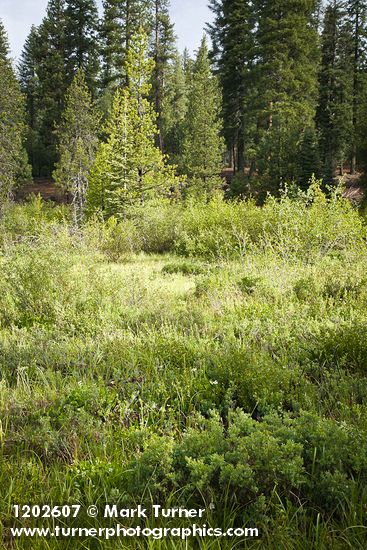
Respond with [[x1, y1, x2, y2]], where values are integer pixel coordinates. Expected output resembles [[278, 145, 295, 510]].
[[64, 0, 100, 94], [54, 71, 100, 225], [181, 37, 224, 195], [88, 30, 177, 216], [0, 22, 31, 206], [150, 0, 175, 151]]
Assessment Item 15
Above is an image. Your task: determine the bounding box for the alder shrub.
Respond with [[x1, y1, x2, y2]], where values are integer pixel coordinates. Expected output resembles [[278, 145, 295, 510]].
[[174, 183, 366, 260], [0, 189, 367, 548]]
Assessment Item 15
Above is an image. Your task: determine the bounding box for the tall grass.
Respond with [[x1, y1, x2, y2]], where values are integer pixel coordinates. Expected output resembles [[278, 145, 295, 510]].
[[0, 187, 367, 548]]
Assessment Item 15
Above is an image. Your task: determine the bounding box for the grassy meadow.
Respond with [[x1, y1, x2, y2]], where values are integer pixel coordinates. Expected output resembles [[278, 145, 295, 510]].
[[0, 186, 367, 549]]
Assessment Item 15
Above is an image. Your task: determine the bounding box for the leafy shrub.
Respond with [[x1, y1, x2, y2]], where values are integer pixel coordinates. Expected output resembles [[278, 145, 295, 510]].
[[84, 216, 141, 261], [162, 260, 206, 276], [130, 199, 181, 253]]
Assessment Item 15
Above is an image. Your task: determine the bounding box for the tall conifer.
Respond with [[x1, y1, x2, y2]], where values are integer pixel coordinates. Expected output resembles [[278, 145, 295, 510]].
[[181, 37, 224, 194], [150, 0, 175, 151], [64, 0, 100, 94], [88, 30, 177, 216], [208, 0, 254, 173], [0, 21, 31, 205], [54, 71, 100, 225]]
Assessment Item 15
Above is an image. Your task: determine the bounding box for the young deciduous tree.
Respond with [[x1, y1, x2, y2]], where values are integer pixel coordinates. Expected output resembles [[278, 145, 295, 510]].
[[54, 71, 100, 225], [88, 30, 178, 217], [181, 37, 224, 195]]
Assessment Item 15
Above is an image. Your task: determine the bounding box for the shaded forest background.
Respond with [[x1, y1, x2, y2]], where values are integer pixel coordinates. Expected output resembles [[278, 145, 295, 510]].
[[1, 0, 367, 214]]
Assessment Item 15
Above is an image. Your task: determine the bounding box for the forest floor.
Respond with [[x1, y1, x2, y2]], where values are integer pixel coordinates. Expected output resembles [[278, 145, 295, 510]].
[[16, 171, 366, 205]]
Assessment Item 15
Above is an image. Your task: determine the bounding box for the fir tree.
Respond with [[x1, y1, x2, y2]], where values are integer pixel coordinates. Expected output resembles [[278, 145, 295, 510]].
[[316, 1, 353, 182], [35, 0, 68, 174], [88, 30, 177, 216], [208, 0, 254, 173], [54, 71, 100, 225], [0, 19, 10, 61], [100, 0, 151, 88], [0, 23, 31, 205], [162, 52, 188, 163], [64, 0, 100, 94], [347, 0, 367, 173], [150, 0, 175, 151], [252, 0, 320, 191], [19, 25, 42, 174], [298, 126, 321, 189], [181, 37, 224, 195]]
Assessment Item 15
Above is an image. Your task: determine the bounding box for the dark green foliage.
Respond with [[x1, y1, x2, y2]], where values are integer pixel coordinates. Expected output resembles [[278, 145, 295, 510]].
[[316, 2, 353, 182], [347, 0, 367, 173], [64, 0, 100, 94], [181, 37, 224, 195], [298, 126, 321, 189], [0, 21, 31, 204], [54, 70, 100, 225], [252, 0, 320, 192], [0, 18, 10, 60], [150, 0, 175, 151], [100, 0, 151, 88], [162, 52, 188, 162], [208, 0, 254, 173], [19, 0, 100, 177]]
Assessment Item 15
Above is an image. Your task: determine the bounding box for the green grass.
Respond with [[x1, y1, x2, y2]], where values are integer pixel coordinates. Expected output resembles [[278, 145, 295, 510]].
[[0, 188, 367, 548]]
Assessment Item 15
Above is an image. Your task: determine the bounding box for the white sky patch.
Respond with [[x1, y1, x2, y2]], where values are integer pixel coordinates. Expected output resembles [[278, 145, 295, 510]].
[[1, 0, 213, 60]]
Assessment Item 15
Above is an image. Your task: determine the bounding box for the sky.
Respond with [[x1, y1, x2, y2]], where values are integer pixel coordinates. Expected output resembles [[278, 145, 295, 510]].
[[1, 0, 213, 60]]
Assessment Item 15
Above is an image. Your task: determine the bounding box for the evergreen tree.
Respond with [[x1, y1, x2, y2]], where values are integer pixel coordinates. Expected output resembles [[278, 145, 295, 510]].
[[19, 25, 42, 174], [208, 0, 254, 173], [252, 0, 320, 191], [0, 19, 10, 61], [64, 0, 100, 94], [100, 0, 151, 88], [181, 37, 224, 195], [54, 71, 100, 225], [298, 126, 321, 189], [35, 0, 68, 175], [150, 0, 175, 151], [347, 0, 367, 173], [0, 22, 31, 206], [162, 52, 188, 163], [316, 1, 353, 182], [88, 30, 177, 216]]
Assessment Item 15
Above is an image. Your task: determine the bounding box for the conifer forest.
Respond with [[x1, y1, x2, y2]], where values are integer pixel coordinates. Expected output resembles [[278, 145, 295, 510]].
[[1, 1, 367, 548]]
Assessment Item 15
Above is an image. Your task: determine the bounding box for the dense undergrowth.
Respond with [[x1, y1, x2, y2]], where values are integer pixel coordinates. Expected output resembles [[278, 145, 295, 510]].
[[0, 186, 367, 549]]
